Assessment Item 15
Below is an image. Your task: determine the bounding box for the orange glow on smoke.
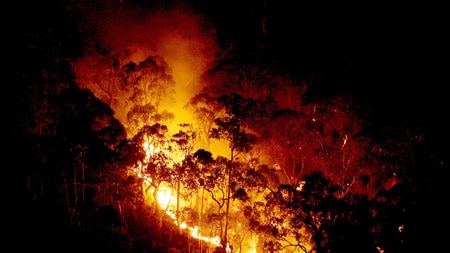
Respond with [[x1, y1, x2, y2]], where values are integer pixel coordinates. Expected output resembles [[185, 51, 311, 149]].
[[73, 2, 218, 132], [71, 2, 314, 252]]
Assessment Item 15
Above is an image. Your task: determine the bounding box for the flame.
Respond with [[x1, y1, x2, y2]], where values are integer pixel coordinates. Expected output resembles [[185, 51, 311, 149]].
[[156, 183, 173, 210], [132, 161, 223, 248], [156, 185, 223, 247], [70, 2, 316, 251], [131, 141, 155, 179], [248, 237, 257, 253], [135, 138, 314, 253], [189, 226, 221, 247], [142, 142, 155, 161]]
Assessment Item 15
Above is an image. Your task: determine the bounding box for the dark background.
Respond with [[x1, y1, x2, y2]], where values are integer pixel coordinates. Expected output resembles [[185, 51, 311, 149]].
[[9, 0, 449, 251]]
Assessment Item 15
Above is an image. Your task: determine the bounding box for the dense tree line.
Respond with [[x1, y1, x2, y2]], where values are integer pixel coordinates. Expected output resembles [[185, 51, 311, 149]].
[[11, 1, 448, 252]]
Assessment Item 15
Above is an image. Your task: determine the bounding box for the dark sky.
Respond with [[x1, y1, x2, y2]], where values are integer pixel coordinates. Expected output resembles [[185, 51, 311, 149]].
[[258, 2, 448, 135], [12, 0, 448, 147], [200, 0, 449, 151]]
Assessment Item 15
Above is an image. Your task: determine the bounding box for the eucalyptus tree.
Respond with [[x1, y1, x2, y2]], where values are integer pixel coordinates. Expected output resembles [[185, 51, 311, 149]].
[[301, 95, 368, 198], [186, 92, 224, 150], [52, 86, 130, 226], [132, 123, 173, 224], [118, 56, 176, 137], [262, 93, 373, 199], [243, 180, 314, 253], [191, 149, 217, 252], [71, 50, 124, 109], [262, 109, 308, 186], [203, 156, 231, 246], [230, 162, 281, 253], [169, 124, 200, 232], [209, 92, 265, 250]]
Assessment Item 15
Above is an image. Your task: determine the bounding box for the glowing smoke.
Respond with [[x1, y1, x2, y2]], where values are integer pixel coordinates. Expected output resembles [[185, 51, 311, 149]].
[[72, 0, 219, 135]]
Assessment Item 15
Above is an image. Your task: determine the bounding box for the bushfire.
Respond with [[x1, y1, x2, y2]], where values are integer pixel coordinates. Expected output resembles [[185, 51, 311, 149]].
[[129, 139, 314, 253], [132, 141, 252, 252]]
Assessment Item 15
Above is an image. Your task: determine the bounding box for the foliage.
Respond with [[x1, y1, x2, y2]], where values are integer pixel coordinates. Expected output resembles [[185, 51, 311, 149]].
[[15, 1, 445, 252]]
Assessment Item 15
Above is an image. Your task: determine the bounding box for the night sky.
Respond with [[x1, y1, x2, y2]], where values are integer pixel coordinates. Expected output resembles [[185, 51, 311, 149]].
[[11, 0, 448, 127], [9, 0, 448, 182], [197, 0, 448, 124], [210, 1, 449, 152], [9, 1, 448, 180]]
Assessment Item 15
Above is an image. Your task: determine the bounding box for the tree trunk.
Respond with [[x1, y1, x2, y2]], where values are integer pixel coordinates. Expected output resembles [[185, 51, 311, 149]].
[[223, 148, 234, 249], [176, 179, 181, 233]]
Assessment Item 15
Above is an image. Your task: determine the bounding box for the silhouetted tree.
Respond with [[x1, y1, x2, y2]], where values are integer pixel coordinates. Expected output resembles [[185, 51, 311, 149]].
[[133, 123, 173, 217], [186, 92, 224, 149], [170, 124, 200, 232], [118, 56, 175, 137], [210, 93, 261, 250]]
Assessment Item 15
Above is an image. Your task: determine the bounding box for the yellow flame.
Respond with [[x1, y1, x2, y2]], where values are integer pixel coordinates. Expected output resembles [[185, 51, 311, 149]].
[[188, 226, 221, 247], [156, 184, 173, 210], [135, 138, 313, 253], [138, 168, 223, 248], [142, 142, 155, 161], [248, 237, 257, 253]]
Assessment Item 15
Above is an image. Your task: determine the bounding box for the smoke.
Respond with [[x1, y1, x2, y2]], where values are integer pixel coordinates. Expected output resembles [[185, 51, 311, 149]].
[[72, 0, 219, 132]]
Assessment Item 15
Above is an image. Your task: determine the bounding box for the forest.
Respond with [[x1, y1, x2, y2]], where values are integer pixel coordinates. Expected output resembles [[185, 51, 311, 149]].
[[10, 0, 448, 253]]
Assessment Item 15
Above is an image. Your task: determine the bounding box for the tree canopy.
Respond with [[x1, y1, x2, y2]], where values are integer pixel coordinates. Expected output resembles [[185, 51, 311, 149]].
[[12, 1, 448, 253]]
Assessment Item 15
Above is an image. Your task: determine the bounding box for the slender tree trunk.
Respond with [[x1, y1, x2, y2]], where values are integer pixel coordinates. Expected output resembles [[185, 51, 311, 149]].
[[74, 164, 77, 203], [223, 149, 234, 250], [176, 179, 181, 233], [223, 172, 231, 249], [199, 188, 205, 252], [82, 162, 85, 206]]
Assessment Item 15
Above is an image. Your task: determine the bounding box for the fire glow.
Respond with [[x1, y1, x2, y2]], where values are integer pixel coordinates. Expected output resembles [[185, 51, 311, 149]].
[[135, 140, 226, 249], [72, 2, 313, 252], [152, 182, 222, 248]]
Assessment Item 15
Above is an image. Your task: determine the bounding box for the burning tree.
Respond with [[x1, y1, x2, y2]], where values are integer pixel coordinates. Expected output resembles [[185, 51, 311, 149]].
[[170, 124, 201, 232], [209, 93, 260, 251], [186, 92, 225, 150], [119, 56, 176, 137]]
